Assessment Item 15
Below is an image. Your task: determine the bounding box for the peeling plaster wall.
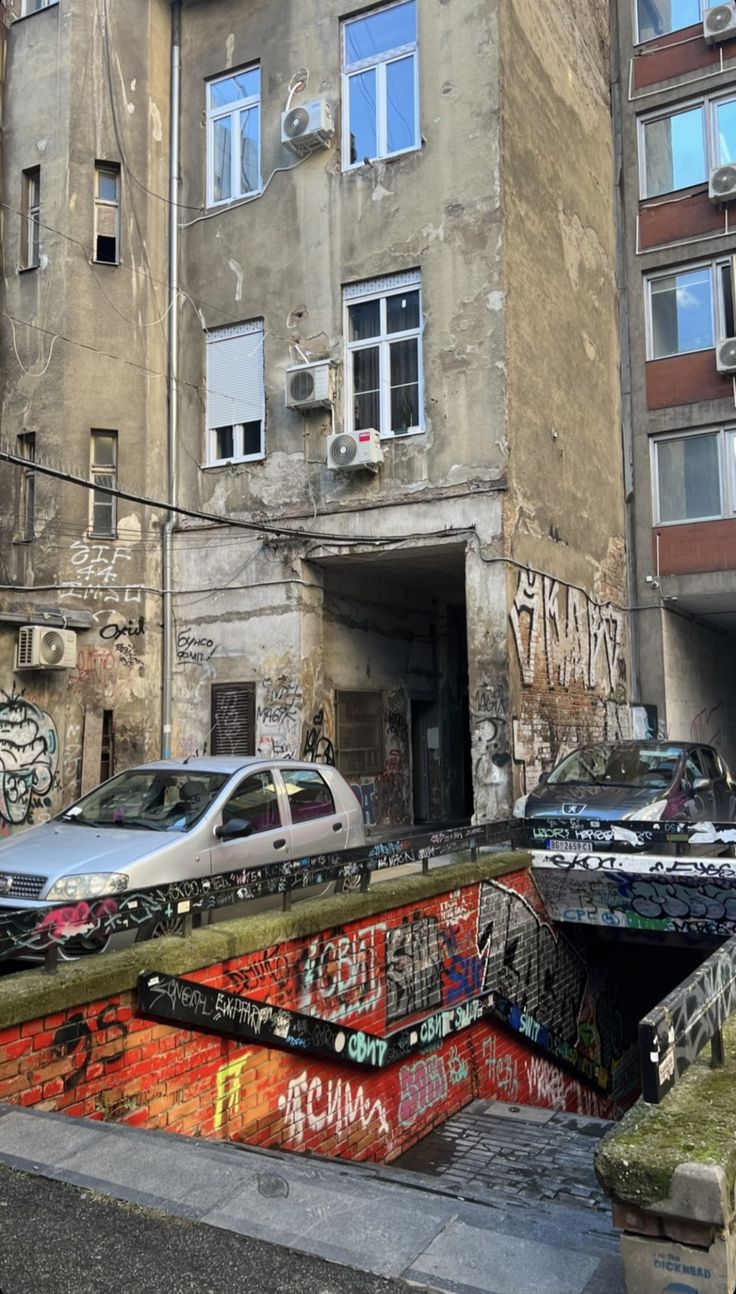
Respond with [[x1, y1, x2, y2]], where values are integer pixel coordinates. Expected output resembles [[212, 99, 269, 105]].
[[501, 0, 629, 792], [0, 0, 171, 827]]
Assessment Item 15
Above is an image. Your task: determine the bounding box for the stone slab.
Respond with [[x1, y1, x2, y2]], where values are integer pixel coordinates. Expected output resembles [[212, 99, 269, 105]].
[[405, 1216, 600, 1294]]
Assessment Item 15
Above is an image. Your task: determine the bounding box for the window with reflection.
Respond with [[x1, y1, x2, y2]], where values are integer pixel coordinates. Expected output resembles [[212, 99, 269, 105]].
[[207, 66, 261, 206], [639, 94, 736, 197], [636, 0, 702, 44], [342, 0, 419, 167], [344, 272, 423, 437]]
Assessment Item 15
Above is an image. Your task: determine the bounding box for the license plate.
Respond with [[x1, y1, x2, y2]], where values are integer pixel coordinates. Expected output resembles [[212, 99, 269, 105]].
[[546, 839, 579, 852]]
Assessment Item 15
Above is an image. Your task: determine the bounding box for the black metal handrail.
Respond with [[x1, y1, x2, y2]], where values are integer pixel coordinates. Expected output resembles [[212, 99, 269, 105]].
[[639, 934, 736, 1103], [0, 817, 520, 972]]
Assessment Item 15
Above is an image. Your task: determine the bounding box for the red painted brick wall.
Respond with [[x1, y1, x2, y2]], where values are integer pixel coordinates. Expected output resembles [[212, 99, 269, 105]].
[[654, 519, 736, 574], [639, 188, 724, 250], [0, 869, 627, 1162], [633, 26, 733, 90], [645, 351, 729, 409]]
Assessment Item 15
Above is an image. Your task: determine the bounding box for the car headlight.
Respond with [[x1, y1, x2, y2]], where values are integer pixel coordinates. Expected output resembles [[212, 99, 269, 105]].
[[512, 794, 529, 818], [45, 872, 129, 902], [622, 800, 667, 822]]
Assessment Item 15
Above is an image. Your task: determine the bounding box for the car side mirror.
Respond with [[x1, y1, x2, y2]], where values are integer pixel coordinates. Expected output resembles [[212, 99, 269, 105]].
[[215, 817, 253, 841], [537, 771, 549, 785], [692, 777, 712, 793]]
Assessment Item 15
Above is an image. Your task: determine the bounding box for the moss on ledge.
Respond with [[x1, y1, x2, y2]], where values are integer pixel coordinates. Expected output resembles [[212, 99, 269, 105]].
[[0, 848, 528, 1027], [596, 1016, 736, 1212]]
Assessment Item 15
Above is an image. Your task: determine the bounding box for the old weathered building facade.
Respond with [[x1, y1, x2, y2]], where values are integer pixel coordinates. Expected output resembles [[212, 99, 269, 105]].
[[0, 0, 630, 834]]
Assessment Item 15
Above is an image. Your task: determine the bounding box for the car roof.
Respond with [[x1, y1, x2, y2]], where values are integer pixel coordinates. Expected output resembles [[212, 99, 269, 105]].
[[131, 757, 336, 776]]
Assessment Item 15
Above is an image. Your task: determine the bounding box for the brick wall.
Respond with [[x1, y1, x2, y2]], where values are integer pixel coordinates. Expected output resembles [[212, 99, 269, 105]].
[[0, 864, 633, 1161]]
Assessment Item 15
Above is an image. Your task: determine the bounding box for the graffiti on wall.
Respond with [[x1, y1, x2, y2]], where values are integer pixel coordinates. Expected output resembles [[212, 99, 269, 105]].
[[386, 913, 443, 1025], [0, 691, 58, 830], [61, 540, 141, 605], [256, 675, 301, 760], [509, 571, 629, 792], [277, 1067, 390, 1147], [301, 707, 335, 765], [297, 924, 384, 1022]]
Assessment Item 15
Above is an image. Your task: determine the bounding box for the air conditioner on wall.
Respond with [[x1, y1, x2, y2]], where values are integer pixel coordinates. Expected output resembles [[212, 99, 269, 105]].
[[16, 625, 77, 670], [326, 429, 384, 471], [703, 3, 736, 42], [285, 361, 334, 410], [281, 100, 334, 155], [709, 163, 736, 202], [716, 337, 736, 372]]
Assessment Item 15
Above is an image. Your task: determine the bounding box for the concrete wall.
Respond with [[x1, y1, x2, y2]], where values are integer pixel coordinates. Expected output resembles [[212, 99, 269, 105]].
[[0, 0, 171, 828], [662, 614, 736, 770], [501, 0, 629, 790]]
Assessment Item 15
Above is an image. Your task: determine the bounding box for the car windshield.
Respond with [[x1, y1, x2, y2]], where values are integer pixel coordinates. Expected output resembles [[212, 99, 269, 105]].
[[546, 744, 683, 789], [58, 769, 230, 832]]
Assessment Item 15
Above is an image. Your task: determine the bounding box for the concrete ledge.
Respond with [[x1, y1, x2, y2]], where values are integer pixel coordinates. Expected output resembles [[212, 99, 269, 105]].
[[0, 849, 528, 1027], [595, 1017, 736, 1223]]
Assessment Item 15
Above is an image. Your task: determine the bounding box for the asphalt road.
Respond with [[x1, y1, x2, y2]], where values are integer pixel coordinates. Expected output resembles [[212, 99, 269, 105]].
[[0, 1164, 416, 1294]]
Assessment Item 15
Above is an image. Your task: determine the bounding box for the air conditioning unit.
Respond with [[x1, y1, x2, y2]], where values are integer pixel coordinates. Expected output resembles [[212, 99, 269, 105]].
[[326, 429, 384, 472], [285, 361, 334, 410], [716, 336, 736, 372], [709, 163, 736, 202], [16, 625, 77, 670], [281, 100, 334, 155], [703, 3, 736, 42]]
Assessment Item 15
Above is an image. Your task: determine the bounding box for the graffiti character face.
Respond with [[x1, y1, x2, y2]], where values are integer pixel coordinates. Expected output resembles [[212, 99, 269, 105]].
[[0, 694, 59, 827]]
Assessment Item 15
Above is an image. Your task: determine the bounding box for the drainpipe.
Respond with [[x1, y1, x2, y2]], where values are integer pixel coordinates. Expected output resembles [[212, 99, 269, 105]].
[[162, 0, 181, 758], [610, 1, 641, 706]]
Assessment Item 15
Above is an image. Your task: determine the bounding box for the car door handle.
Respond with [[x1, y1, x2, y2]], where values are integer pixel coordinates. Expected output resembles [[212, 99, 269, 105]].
[[273, 839, 287, 850], [332, 821, 343, 832]]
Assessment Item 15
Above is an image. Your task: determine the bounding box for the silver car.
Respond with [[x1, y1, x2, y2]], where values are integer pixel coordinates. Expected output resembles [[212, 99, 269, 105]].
[[0, 757, 366, 956]]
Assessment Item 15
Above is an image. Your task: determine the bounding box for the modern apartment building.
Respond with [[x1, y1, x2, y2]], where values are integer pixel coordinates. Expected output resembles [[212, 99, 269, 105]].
[[613, 0, 736, 770], [0, 0, 629, 834]]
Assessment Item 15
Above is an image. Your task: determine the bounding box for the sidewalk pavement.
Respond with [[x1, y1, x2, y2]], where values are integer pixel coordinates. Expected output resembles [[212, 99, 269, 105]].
[[0, 1100, 624, 1294]]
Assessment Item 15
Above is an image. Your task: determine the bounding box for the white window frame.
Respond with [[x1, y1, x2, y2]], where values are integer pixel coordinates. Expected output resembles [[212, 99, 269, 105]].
[[89, 430, 118, 539], [343, 271, 424, 440], [650, 425, 733, 525], [22, 0, 59, 14], [638, 91, 736, 199], [644, 256, 736, 359], [94, 162, 121, 265], [634, 0, 704, 46], [341, 0, 420, 169], [206, 66, 261, 209], [21, 167, 40, 270], [205, 320, 265, 466]]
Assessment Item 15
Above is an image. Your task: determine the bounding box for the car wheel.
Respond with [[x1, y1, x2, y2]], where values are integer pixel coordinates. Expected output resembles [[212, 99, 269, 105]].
[[135, 914, 185, 943], [58, 930, 114, 960]]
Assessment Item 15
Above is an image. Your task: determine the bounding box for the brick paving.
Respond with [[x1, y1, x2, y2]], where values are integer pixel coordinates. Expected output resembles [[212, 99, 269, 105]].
[[393, 1099, 613, 1215]]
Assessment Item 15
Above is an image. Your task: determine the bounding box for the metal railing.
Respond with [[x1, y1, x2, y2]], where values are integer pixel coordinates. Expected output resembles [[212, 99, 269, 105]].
[[639, 934, 736, 1103], [0, 817, 521, 973]]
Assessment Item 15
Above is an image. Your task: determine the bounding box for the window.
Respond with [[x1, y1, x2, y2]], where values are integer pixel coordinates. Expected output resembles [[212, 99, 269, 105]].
[[206, 66, 261, 206], [21, 167, 40, 270], [94, 163, 120, 264], [211, 682, 255, 755], [100, 710, 114, 782], [22, 0, 59, 13], [284, 768, 335, 823], [639, 95, 736, 198], [342, 0, 419, 167], [336, 691, 384, 777], [205, 321, 265, 464], [646, 258, 735, 359], [17, 433, 35, 541], [344, 272, 423, 437], [636, 0, 702, 43], [222, 771, 280, 832], [651, 426, 736, 522], [89, 431, 117, 537]]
